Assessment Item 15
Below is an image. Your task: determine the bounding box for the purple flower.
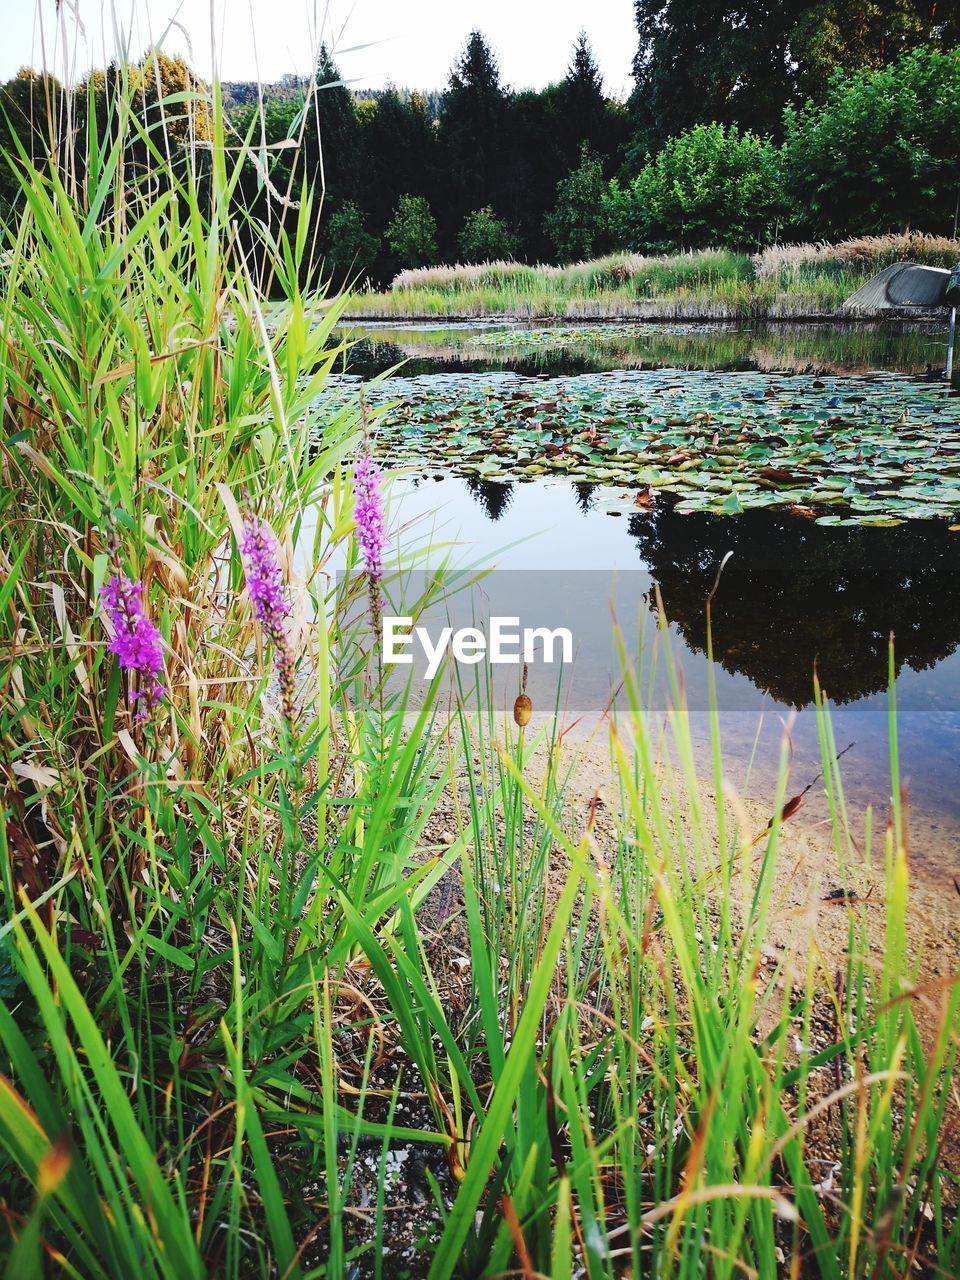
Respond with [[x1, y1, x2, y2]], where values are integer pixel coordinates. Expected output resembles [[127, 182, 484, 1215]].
[[353, 453, 386, 583], [354, 452, 387, 651], [100, 574, 166, 719], [239, 520, 297, 724]]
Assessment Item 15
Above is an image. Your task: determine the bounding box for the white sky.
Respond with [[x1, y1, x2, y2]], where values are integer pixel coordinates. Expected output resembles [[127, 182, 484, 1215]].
[[0, 1, 638, 98]]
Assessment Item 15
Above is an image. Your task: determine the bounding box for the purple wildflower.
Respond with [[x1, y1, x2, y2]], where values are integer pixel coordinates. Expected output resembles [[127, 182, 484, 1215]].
[[100, 574, 166, 720], [354, 452, 387, 643], [239, 520, 297, 724], [353, 453, 386, 581]]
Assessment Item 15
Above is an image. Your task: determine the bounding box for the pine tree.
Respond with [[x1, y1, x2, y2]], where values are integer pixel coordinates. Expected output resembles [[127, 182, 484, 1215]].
[[301, 45, 362, 209], [557, 32, 609, 167], [438, 32, 510, 244], [359, 87, 436, 235]]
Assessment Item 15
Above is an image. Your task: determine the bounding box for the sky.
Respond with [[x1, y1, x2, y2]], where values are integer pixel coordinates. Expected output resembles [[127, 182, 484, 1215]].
[[0, 1, 638, 98]]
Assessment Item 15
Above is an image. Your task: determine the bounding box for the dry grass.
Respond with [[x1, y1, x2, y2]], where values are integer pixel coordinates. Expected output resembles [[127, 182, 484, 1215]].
[[389, 249, 749, 294], [346, 236, 960, 321], [753, 233, 960, 280]]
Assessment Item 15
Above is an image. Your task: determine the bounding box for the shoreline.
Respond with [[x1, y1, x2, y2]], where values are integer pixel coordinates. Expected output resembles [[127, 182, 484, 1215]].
[[341, 305, 944, 325]]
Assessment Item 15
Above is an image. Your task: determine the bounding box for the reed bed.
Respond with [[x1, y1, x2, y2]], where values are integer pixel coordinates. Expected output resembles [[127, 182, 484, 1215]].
[[0, 63, 957, 1280], [346, 235, 960, 320], [753, 233, 960, 282]]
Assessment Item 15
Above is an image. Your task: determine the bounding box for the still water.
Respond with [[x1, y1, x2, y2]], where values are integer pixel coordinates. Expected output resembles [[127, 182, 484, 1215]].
[[336, 319, 960, 888]]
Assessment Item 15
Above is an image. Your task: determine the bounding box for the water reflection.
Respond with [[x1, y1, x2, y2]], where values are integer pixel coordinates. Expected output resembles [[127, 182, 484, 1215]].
[[337, 321, 951, 379], [627, 506, 960, 707], [465, 476, 515, 521], [573, 481, 597, 514]]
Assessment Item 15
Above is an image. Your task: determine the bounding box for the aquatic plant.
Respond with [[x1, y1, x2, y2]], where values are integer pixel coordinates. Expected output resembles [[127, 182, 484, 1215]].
[[353, 452, 387, 582], [321, 367, 960, 525], [353, 448, 387, 648]]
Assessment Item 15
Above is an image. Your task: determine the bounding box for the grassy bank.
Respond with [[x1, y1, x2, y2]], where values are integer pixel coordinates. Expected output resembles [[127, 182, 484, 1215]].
[[0, 73, 958, 1280], [344, 235, 960, 320]]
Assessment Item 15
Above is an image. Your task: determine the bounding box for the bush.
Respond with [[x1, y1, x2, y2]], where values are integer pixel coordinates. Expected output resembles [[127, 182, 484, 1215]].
[[544, 145, 608, 262], [385, 193, 438, 268], [782, 47, 960, 238], [605, 123, 788, 251], [457, 206, 517, 262], [327, 201, 379, 273]]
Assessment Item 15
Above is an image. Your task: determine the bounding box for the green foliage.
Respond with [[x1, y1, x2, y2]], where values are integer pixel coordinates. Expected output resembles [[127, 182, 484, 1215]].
[[359, 88, 435, 233], [783, 47, 960, 238], [629, 0, 960, 154], [0, 58, 959, 1275], [0, 69, 458, 1277], [607, 123, 787, 251], [385, 193, 438, 267], [457, 206, 517, 262], [357, 245, 876, 319], [787, 0, 960, 99], [544, 146, 608, 263], [334, 365, 960, 524], [327, 200, 379, 272], [4, 17, 955, 275]]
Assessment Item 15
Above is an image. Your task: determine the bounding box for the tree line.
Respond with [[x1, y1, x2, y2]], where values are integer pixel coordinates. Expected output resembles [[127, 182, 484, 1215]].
[[1, 1, 958, 283]]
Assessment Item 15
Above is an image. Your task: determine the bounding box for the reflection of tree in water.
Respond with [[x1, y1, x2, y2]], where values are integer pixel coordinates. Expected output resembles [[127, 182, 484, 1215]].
[[574, 482, 597, 513], [466, 477, 514, 521], [335, 339, 408, 378], [628, 506, 960, 707]]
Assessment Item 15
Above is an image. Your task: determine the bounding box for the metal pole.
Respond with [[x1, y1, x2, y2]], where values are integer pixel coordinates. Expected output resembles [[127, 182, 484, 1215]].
[[947, 306, 957, 382]]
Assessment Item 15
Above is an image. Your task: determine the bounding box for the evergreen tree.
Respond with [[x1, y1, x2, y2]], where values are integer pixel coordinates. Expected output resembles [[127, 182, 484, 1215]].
[[327, 201, 379, 277], [359, 88, 436, 235], [438, 32, 510, 246], [301, 45, 362, 211], [557, 32, 609, 165]]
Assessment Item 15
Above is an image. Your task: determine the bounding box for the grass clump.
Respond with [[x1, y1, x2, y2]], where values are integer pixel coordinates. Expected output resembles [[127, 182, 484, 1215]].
[[347, 235, 960, 320], [754, 233, 960, 287]]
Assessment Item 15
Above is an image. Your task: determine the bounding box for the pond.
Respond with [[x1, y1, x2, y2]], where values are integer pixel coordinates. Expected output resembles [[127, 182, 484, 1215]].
[[329, 319, 960, 889]]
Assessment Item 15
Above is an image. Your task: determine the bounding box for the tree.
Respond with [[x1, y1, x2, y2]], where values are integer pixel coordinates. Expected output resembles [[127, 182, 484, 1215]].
[[359, 88, 436, 235], [556, 32, 609, 166], [385, 194, 438, 267], [782, 48, 960, 237], [458, 207, 517, 262], [629, 0, 798, 155], [627, 504, 960, 707], [606, 123, 787, 250], [301, 46, 362, 209], [438, 33, 510, 242], [788, 1, 960, 101], [327, 202, 379, 275], [628, 0, 960, 158], [544, 146, 608, 262]]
